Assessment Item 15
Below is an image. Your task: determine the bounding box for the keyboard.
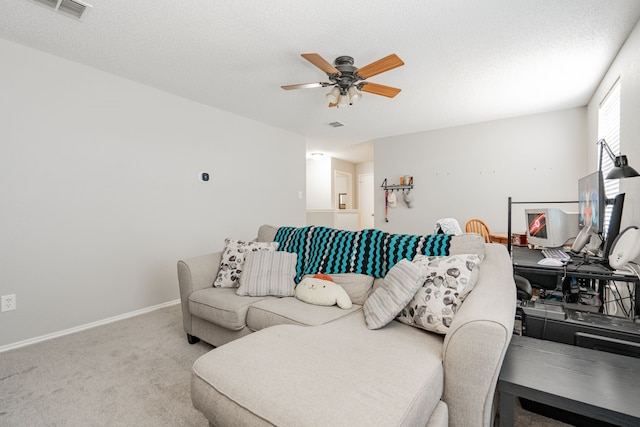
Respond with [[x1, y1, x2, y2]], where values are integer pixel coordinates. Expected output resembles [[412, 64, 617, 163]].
[[541, 248, 571, 262]]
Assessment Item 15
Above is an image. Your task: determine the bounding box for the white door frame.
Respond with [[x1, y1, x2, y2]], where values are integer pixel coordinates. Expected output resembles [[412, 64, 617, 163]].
[[358, 173, 374, 229]]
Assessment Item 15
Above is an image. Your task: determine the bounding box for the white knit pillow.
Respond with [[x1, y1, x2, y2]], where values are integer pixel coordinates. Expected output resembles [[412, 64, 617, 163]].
[[363, 260, 427, 330], [236, 251, 297, 297]]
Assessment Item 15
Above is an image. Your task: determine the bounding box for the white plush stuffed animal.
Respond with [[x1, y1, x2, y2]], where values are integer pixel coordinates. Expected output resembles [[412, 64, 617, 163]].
[[295, 275, 352, 309]]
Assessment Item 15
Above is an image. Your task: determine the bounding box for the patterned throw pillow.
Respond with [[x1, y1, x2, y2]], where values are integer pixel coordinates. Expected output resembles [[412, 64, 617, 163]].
[[363, 260, 428, 330], [213, 239, 279, 288], [236, 251, 297, 297], [396, 254, 481, 334]]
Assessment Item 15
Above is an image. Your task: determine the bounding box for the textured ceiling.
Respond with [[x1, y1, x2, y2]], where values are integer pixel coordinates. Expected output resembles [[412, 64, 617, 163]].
[[2, 0, 640, 163]]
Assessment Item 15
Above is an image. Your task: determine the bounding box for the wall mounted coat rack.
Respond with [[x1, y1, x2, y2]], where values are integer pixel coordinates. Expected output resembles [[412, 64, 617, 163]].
[[381, 178, 415, 222], [380, 178, 413, 191]]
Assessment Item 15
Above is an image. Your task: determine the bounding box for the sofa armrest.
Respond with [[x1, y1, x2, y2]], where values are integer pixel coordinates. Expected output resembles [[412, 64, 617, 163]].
[[442, 244, 516, 427], [177, 252, 222, 335]]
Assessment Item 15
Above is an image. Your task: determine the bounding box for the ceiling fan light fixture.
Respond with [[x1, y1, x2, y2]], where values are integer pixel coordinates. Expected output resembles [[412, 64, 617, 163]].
[[284, 53, 404, 107], [337, 93, 349, 108], [325, 87, 340, 104], [347, 86, 361, 104]]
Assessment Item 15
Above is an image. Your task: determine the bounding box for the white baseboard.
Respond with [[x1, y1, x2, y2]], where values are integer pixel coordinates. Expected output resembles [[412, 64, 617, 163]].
[[0, 299, 180, 353]]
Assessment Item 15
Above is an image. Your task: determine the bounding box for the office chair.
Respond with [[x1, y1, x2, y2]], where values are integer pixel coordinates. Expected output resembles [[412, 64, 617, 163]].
[[465, 219, 492, 243], [514, 275, 533, 300]]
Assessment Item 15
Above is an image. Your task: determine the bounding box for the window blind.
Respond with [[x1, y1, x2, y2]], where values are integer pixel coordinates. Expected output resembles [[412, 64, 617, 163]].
[[597, 79, 621, 236]]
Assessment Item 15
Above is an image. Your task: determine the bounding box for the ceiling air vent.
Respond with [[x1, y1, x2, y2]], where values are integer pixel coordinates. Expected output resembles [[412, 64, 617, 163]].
[[328, 121, 345, 128], [29, 0, 92, 20]]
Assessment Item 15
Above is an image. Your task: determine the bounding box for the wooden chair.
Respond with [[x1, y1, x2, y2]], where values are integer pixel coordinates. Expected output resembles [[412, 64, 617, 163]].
[[465, 219, 492, 243], [465, 218, 532, 299]]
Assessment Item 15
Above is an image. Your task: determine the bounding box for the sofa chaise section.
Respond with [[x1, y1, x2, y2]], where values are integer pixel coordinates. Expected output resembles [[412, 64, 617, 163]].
[[192, 314, 446, 427]]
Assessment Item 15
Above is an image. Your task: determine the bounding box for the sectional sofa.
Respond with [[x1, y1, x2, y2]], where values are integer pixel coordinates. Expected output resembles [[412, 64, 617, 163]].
[[178, 225, 517, 427]]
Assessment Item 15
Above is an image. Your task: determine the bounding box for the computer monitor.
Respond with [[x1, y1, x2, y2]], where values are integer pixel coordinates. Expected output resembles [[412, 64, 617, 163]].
[[578, 171, 605, 234], [525, 208, 579, 248]]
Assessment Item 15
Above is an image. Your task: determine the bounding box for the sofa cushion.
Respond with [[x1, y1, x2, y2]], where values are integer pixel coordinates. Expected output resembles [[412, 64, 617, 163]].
[[371, 277, 384, 293], [363, 260, 428, 330], [191, 314, 445, 427], [449, 233, 486, 259], [246, 297, 361, 331], [189, 288, 267, 331], [397, 254, 481, 334], [214, 239, 279, 288], [236, 251, 297, 297], [256, 224, 278, 242]]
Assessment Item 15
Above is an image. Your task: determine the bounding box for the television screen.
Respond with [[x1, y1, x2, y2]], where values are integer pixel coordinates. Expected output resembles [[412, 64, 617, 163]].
[[528, 213, 547, 239], [578, 171, 605, 234]]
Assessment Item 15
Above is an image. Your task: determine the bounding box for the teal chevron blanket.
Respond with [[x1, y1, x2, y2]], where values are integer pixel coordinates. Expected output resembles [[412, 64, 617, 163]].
[[274, 226, 452, 282]]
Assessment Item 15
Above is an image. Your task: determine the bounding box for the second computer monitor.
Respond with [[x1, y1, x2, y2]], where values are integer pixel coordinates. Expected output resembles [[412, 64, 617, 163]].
[[578, 171, 605, 234], [525, 208, 579, 248]]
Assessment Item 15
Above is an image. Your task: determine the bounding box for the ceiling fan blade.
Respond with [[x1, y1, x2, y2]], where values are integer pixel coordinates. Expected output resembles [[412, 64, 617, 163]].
[[301, 53, 341, 76], [281, 82, 330, 90], [356, 54, 404, 79], [360, 82, 402, 98]]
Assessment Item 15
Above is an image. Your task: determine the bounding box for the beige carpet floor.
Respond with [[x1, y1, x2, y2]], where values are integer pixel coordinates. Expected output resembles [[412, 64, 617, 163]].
[[0, 304, 213, 426], [0, 303, 568, 426]]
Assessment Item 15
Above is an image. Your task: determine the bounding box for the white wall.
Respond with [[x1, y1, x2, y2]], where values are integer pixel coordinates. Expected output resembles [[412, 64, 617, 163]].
[[306, 156, 332, 209], [356, 162, 374, 177], [0, 39, 306, 348], [373, 108, 587, 235], [306, 156, 359, 210], [587, 19, 640, 237]]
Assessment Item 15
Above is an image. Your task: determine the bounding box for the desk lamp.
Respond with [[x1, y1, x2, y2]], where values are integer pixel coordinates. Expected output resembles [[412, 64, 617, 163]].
[[597, 138, 640, 179], [580, 139, 640, 257]]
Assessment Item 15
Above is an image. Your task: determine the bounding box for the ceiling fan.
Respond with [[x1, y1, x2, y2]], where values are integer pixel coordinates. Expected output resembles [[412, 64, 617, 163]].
[[281, 53, 404, 107]]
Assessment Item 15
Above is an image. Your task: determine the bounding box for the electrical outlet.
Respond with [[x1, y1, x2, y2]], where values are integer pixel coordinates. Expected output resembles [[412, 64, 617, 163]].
[[1, 294, 16, 312]]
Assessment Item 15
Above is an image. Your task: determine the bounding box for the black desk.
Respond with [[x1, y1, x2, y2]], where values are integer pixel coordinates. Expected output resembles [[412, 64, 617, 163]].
[[499, 335, 640, 426], [512, 246, 639, 317]]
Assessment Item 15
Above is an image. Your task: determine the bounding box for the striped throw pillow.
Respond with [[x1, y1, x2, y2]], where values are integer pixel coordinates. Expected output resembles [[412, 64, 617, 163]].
[[363, 259, 427, 330], [236, 251, 297, 297]]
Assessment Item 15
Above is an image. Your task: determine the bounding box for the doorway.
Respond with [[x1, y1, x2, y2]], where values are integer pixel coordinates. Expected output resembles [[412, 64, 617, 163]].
[[334, 171, 352, 209], [358, 173, 374, 229]]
